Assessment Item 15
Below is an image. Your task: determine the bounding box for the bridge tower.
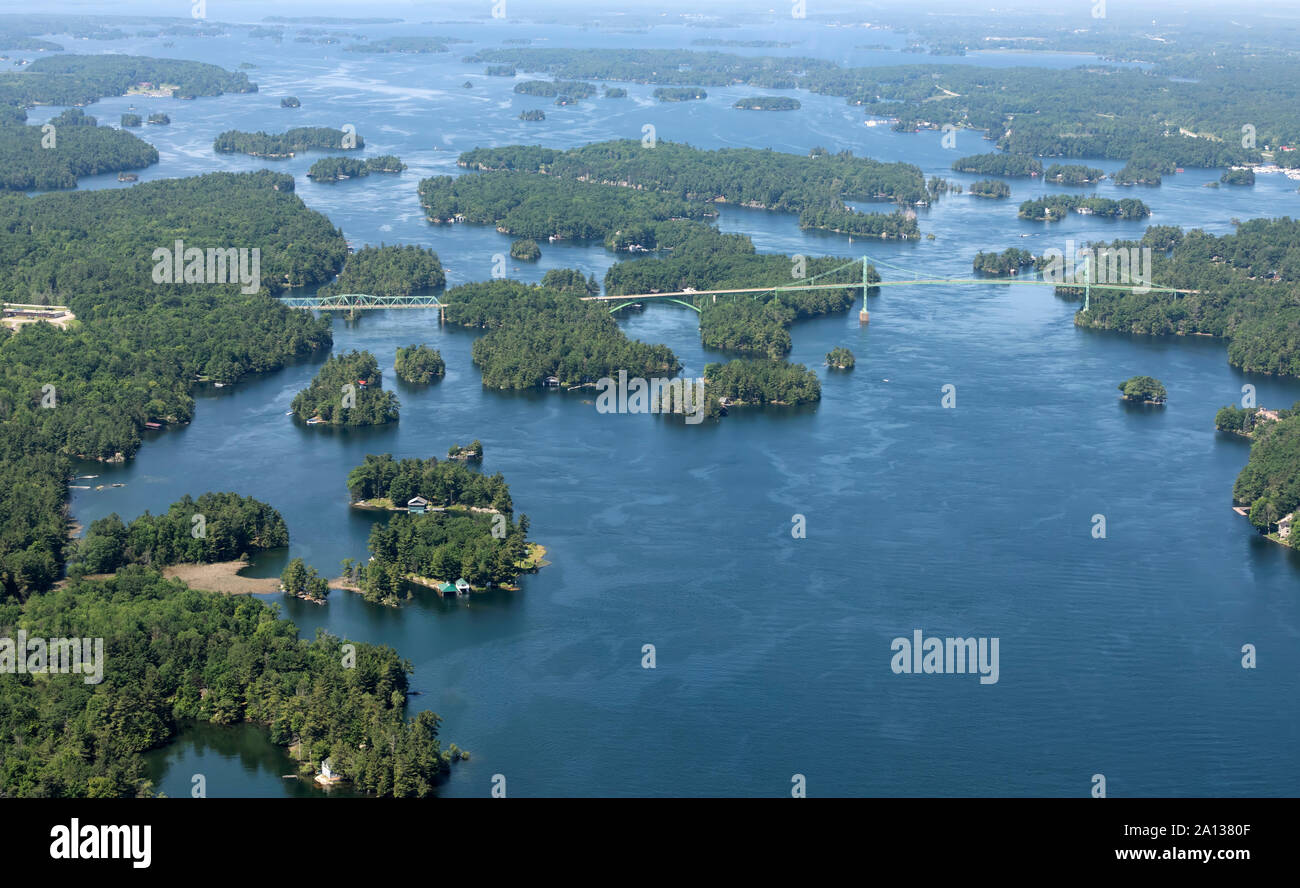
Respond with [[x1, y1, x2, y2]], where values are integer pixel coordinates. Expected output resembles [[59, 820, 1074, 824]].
[[859, 255, 870, 324]]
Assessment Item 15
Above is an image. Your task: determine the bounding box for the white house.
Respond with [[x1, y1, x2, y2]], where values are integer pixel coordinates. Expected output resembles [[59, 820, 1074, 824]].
[[1278, 513, 1294, 540]]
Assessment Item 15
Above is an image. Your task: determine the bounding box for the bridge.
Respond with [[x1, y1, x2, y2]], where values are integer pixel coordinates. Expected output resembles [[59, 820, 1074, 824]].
[[278, 257, 1199, 320]]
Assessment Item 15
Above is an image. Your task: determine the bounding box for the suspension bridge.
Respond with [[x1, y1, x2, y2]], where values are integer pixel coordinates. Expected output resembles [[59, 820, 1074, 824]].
[[278, 255, 1199, 320]]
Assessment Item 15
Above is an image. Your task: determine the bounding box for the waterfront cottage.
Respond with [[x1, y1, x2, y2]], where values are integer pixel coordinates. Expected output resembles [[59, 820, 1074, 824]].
[[1279, 513, 1294, 540], [407, 496, 429, 514]]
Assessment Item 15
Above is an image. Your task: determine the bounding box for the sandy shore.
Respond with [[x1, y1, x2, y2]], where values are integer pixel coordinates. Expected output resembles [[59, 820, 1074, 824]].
[[163, 560, 281, 595]]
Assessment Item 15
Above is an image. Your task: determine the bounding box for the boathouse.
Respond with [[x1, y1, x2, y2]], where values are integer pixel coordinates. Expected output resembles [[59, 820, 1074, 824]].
[[407, 496, 429, 514]]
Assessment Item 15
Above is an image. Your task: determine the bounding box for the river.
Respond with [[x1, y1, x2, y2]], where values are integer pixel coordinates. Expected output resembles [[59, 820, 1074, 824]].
[[45, 15, 1300, 797]]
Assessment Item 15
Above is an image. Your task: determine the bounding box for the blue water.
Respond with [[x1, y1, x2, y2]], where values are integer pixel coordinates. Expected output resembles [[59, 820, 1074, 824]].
[[40, 16, 1300, 797]]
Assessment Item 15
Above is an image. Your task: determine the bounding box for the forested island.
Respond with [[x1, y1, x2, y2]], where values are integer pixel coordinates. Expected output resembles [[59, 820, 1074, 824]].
[[511, 238, 541, 260], [0, 109, 158, 190], [307, 155, 406, 181], [826, 346, 856, 369], [654, 87, 707, 102], [733, 96, 801, 111], [1221, 167, 1256, 185], [346, 36, 457, 54], [1018, 194, 1150, 221], [705, 359, 821, 406], [797, 206, 920, 239], [1044, 164, 1105, 185], [973, 248, 1035, 275], [291, 350, 400, 426], [968, 179, 1011, 198], [214, 127, 363, 158], [604, 86, 627, 98], [280, 96, 301, 108], [519, 109, 546, 121], [1114, 162, 1163, 186], [953, 153, 1042, 177], [146, 112, 169, 125], [318, 245, 444, 299], [1118, 375, 1167, 404], [442, 279, 679, 389], [514, 79, 596, 100], [120, 112, 142, 127], [345, 453, 537, 605], [418, 169, 713, 241], [394, 344, 446, 384], [456, 140, 929, 221]]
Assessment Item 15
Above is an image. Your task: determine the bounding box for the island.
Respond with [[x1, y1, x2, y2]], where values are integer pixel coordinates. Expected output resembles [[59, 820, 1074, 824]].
[[952, 153, 1042, 177], [514, 79, 596, 100], [510, 238, 542, 261], [318, 244, 444, 298], [344, 452, 541, 606], [214, 126, 364, 158], [291, 350, 400, 426], [280, 95, 301, 108], [1044, 164, 1105, 185], [146, 113, 170, 125], [968, 179, 1011, 199], [0, 109, 158, 190], [1221, 167, 1256, 185], [395, 344, 446, 384], [604, 86, 627, 98], [1114, 162, 1163, 186], [120, 112, 142, 127], [973, 248, 1035, 275], [1232, 410, 1300, 545], [1019, 194, 1150, 221], [307, 155, 407, 181], [280, 557, 329, 603], [448, 440, 484, 461], [485, 64, 516, 76], [654, 87, 707, 102], [1118, 375, 1167, 404], [733, 96, 801, 111], [826, 346, 856, 370], [519, 109, 546, 121]]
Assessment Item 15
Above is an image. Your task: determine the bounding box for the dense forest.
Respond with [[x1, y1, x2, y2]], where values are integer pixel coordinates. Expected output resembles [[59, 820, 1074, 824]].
[[952, 153, 1042, 177], [541, 268, 601, 297], [291, 350, 399, 426], [1076, 219, 1300, 377], [0, 170, 344, 598], [1233, 414, 1300, 537], [0, 54, 256, 120], [394, 344, 446, 384], [973, 248, 1036, 275], [797, 206, 920, 239], [441, 279, 679, 389], [1221, 168, 1256, 186], [0, 570, 448, 797], [214, 127, 362, 158], [654, 87, 707, 102], [968, 179, 1010, 199], [1114, 163, 1163, 186], [347, 453, 511, 512], [514, 79, 596, 99], [1045, 164, 1105, 186], [733, 96, 800, 111], [307, 155, 405, 181], [72, 492, 288, 575], [347, 36, 455, 54], [317, 245, 444, 299], [1018, 194, 1151, 221], [358, 510, 533, 604], [704, 359, 822, 406], [1117, 375, 1167, 403], [0, 111, 158, 190], [418, 169, 711, 241], [458, 140, 929, 210]]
